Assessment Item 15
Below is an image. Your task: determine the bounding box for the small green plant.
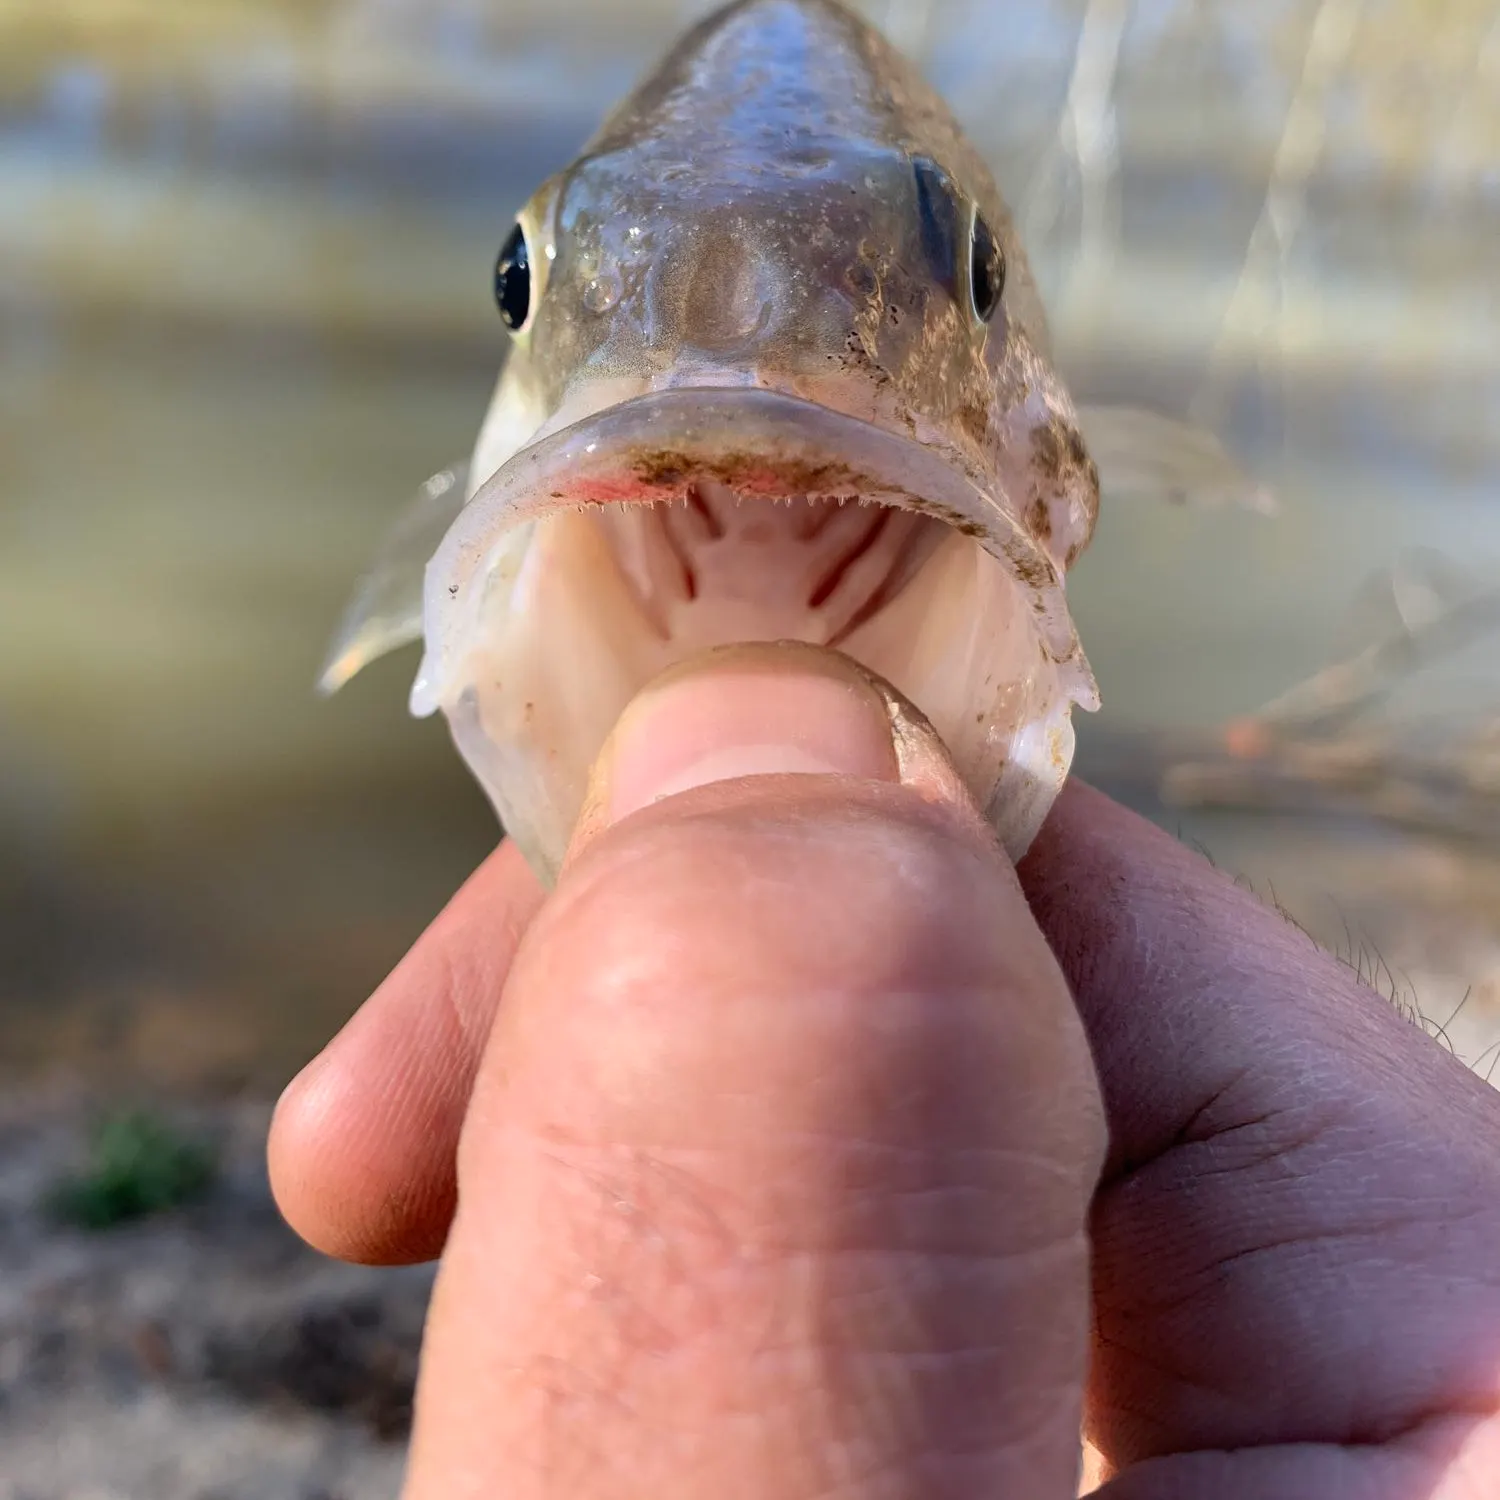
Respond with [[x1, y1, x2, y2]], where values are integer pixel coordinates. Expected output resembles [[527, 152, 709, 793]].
[[46, 1109, 218, 1230]]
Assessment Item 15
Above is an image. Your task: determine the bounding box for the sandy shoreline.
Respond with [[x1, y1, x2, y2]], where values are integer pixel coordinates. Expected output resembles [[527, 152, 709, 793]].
[[0, 1090, 425, 1500]]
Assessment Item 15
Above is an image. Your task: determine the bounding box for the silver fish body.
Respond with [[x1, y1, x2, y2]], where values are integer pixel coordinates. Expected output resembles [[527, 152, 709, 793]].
[[326, 0, 1132, 883]]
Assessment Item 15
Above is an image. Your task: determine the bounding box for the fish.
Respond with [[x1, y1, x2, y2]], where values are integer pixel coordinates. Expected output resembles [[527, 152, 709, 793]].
[[318, 0, 1270, 887]]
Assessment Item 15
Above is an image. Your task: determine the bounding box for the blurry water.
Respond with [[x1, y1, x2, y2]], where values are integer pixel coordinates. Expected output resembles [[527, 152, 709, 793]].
[[2, 0, 1499, 1082]]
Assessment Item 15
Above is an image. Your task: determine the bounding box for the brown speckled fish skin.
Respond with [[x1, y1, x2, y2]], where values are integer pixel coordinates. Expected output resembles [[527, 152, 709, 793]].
[[480, 0, 1100, 578]]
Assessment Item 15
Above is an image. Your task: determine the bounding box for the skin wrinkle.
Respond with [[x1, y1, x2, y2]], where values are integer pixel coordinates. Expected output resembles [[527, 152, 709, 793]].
[[1102, 1445, 1401, 1500], [580, 782, 1001, 909], [742, 1135, 1081, 1181], [487, 1110, 1084, 1274], [428, 940, 489, 1080], [498, 1240, 1071, 1488], [1091, 1137, 1498, 1456], [1101, 1410, 1500, 1500], [1097, 1082, 1498, 1322], [1179, 1105, 1339, 1178], [1168, 1065, 1260, 1149]]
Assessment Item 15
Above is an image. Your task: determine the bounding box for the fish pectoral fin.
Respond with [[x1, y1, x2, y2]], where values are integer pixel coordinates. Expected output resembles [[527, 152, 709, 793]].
[[315, 462, 471, 697], [1327, 546, 1488, 666], [1232, 549, 1495, 738], [1075, 404, 1279, 517]]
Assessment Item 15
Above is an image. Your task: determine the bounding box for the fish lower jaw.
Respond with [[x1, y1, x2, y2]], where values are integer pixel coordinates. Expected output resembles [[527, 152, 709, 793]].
[[431, 485, 1081, 888]]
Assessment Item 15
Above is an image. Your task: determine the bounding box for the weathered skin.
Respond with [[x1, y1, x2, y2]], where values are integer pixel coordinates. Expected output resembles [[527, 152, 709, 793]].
[[327, 0, 1114, 885]]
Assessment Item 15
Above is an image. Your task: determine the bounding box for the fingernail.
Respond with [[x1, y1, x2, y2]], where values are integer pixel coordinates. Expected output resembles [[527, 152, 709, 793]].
[[569, 642, 972, 857]]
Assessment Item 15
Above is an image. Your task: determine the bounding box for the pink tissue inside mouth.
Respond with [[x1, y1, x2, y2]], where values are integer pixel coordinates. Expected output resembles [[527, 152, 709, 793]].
[[579, 477, 948, 650]]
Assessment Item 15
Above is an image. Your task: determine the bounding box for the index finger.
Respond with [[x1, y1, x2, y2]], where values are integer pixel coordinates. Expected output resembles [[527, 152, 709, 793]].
[[270, 838, 546, 1264]]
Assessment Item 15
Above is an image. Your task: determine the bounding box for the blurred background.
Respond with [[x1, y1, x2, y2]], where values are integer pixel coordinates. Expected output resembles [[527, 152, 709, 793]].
[[1, 1, 1498, 1493]]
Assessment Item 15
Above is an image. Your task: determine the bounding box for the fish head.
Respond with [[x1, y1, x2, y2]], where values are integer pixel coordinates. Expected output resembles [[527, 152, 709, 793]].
[[478, 0, 1093, 558], [415, 0, 1103, 884]]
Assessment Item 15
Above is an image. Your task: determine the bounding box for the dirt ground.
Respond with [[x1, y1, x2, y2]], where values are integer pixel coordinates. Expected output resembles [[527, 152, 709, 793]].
[[0, 1090, 423, 1500]]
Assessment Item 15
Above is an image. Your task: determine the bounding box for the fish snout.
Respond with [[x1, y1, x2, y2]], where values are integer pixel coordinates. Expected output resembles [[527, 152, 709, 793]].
[[649, 229, 781, 356]]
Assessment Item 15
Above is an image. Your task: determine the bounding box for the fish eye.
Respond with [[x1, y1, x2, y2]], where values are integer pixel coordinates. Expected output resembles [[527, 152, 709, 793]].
[[969, 210, 1005, 324], [494, 222, 532, 332]]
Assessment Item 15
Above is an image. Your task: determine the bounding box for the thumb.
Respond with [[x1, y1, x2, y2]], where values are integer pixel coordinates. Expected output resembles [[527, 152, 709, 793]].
[[402, 642, 1105, 1500]]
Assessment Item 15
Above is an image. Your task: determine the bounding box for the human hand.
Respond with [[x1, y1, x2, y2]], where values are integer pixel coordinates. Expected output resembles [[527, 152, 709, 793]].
[[271, 643, 1500, 1498]]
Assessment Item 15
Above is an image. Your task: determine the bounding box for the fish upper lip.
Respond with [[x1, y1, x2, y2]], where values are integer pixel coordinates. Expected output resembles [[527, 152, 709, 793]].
[[413, 386, 1096, 718], [470, 386, 1032, 543]]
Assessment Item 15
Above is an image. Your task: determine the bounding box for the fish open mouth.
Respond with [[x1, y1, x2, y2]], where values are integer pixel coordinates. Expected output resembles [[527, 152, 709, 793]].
[[413, 387, 1097, 884]]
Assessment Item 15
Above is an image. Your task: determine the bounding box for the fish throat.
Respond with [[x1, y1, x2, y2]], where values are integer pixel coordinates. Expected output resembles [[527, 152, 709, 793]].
[[593, 481, 948, 651]]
